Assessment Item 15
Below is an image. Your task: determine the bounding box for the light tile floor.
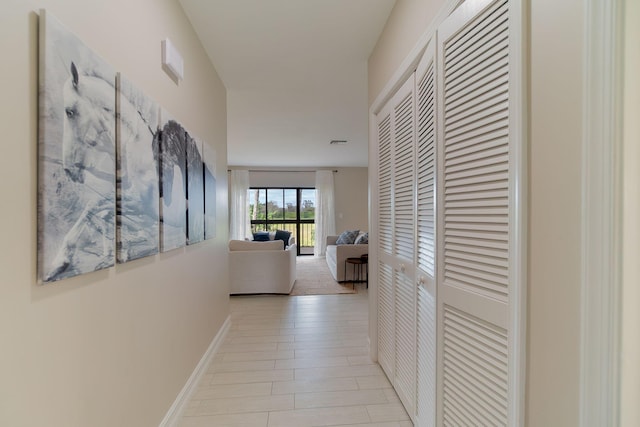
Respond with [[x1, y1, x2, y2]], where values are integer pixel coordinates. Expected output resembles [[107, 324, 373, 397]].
[[178, 285, 412, 427]]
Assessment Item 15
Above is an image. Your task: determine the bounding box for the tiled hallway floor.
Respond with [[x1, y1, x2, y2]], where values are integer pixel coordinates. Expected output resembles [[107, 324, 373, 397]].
[[178, 286, 412, 427]]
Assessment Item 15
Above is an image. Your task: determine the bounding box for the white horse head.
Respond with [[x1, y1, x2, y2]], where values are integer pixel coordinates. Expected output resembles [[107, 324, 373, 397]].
[[62, 62, 115, 184], [44, 62, 116, 282]]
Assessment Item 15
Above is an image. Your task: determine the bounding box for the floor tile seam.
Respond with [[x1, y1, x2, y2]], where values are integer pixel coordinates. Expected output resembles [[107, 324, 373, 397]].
[[275, 358, 352, 369], [290, 388, 394, 402], [293, 349, 370, 358], [209, 368, 294, 376], [187, 393, 295, 405], [265, 405, 374, 425], [218, 347, 282, 357], [281, 340, 368, 346], [228, 331, 297, 337], [179, 411, 270, 420], [271, 386, 362, 396], [229, 325, 295, 330], [292, 333, 368, 340], [291, 400, 393, 411], [282, 343, 369, 350], [185, 404, 296, 417], [209, 366, 298, 375], [192, 381, 274, 390], [217, 350, 284, 356]]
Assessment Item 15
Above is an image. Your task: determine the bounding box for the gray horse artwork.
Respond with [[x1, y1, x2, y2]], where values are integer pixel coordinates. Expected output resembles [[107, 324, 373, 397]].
[[203, 144, 217, 240], [116, 75, 160, 262], [38, 10, 116, 283], [186, 133, 205, 244], [159, 111, 187, 252]]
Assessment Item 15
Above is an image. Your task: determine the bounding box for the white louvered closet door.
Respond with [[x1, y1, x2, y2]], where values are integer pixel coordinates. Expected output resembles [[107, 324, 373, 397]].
[[392, 74, 417, 419], [415, 40, 437, 427], [436, 0, 524, 425], [376, 103, 395, 379], [375, 72, 417, 421]]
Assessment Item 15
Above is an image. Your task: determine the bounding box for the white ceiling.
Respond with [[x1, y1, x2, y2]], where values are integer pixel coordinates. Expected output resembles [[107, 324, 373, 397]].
[[179, 0, 396, 167]]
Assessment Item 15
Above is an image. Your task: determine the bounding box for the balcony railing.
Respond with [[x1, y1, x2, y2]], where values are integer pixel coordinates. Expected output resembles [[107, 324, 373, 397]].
[[251, 222, 315, 255]]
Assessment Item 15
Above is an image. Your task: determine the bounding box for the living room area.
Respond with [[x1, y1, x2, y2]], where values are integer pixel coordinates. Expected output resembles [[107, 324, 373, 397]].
[[226, 168, 370, 297]]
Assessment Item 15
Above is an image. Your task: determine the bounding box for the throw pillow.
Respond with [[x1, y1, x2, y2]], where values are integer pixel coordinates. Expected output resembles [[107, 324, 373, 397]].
[[336, 229, 359, 245], [253, 232, 270, 241], [355, 232, 368, 245], [274, 230, 291, 249]]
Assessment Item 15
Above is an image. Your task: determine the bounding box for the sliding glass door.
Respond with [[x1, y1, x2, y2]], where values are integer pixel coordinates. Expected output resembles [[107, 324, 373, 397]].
[[249, 188, 316, 255]]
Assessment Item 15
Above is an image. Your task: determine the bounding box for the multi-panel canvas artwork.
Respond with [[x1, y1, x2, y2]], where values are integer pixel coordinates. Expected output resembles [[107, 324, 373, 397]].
[[116, 74, 160, 262], [38, 10, 116, 282], [186, 133, 205, 244], [203, 144, 217, 240], [159, 111, 187, 252], [37, 10, 218, 282]]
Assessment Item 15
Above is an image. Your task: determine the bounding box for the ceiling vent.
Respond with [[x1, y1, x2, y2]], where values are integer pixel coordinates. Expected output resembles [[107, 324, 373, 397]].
[[329, 139, 348, 145]]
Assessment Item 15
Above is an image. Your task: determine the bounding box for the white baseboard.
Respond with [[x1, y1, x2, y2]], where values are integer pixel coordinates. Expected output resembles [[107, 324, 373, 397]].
[[159, 316, 231, 427]]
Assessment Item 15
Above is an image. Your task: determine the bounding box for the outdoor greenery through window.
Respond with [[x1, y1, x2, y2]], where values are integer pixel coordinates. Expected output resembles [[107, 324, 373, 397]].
[[249, 188, 316, 255]]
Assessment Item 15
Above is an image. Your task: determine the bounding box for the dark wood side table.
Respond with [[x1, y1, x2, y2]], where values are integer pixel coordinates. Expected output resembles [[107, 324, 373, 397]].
[[345, 255, 368, 289]]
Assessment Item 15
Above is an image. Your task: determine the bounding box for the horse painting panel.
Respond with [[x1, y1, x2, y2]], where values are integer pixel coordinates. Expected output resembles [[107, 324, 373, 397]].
[[159, 111, 187, 252], [203, 144, 217, 240], [186, 133, 204, 244], [116, 75, 160, 262], [38, 10, 116, 283]]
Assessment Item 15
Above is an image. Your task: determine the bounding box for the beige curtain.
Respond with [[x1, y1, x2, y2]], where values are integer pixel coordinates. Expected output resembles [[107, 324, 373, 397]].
[[229, 170, 251, 240], [314, 170, 336, 256]]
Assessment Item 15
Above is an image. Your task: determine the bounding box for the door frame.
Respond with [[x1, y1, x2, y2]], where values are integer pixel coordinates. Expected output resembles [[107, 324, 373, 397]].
[[580, 0, 625, 425]]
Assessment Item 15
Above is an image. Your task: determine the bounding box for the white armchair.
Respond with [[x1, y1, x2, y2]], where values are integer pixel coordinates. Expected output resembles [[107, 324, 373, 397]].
[[228, 239, 297, 294], [325, 235, 368, 282]]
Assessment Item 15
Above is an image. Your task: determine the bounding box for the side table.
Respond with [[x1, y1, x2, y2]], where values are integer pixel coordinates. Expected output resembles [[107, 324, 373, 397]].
[[344, 255, 368, 289]]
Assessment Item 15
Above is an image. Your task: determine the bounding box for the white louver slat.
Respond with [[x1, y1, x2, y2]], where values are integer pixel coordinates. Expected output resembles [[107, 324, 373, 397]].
[[437, 0, 521, 425]]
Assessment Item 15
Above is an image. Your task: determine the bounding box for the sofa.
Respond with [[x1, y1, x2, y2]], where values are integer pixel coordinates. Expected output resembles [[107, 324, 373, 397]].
[[228, 239, 297, 294], [325, 235, 368, 282]]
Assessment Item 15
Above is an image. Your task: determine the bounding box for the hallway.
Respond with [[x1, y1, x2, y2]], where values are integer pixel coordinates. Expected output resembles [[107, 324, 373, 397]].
[[178, 288, 411, 426]]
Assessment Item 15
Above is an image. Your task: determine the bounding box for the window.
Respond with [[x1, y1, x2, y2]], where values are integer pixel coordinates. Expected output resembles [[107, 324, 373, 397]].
[[249, 188, 316, 255]]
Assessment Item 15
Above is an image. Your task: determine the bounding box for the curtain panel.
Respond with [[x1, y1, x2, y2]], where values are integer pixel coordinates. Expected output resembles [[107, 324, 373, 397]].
[[314, 170, 336, 256], [229, 170, 251, 241]]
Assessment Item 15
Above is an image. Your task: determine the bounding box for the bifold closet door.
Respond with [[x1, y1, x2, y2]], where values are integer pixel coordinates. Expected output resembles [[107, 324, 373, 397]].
[[375, 73, 418, 420], [376, 99, 395, 380], [436, 0, 524, 425], [415, 40, 437, 427], [392, 74, 417, 418]]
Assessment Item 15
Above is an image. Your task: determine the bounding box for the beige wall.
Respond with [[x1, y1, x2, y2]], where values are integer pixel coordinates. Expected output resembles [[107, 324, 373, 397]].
[[368, 0, 446, 106], [334, 168, 369, 233], [621, 0, 640, 423], [368, 0, 585, 425], [0, 1, 229, 426], [247, 170, 316, 188]]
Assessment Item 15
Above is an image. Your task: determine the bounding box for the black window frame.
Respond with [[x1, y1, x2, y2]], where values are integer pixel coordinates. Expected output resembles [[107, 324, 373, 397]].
[[249, 187, 316, 256]]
